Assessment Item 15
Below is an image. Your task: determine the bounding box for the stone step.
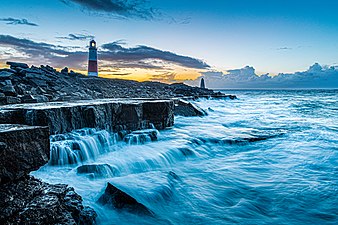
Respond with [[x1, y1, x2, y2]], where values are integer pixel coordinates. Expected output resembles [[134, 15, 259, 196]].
[[0, 98, 174, 135]]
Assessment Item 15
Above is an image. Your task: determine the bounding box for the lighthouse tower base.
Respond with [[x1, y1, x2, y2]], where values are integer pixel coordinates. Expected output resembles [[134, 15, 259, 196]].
[[88, 72, 98, 77]]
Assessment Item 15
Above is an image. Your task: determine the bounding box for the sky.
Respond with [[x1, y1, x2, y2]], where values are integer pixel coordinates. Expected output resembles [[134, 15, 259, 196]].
[[1, 0, 338, 88]]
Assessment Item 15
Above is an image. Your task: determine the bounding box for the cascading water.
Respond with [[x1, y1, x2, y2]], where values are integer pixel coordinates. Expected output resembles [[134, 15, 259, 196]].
[[33, 90, 338, 225], [49, 128, 118, 165]]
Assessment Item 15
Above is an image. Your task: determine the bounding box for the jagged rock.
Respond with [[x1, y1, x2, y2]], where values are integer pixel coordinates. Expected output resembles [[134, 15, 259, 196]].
[[0, 175, 97, 224], [6, 61, 29, 69], [0, 71, 14, 79], [61, 67, 69, 74], [33, 95, 49, 102], [77, 164, 118, 178], [174, 99, 207, 117], [0, 68, 16, 73], [1, 84, 17, 96], [21, 94, 35, 103], [0, 124, 50, 184], [98, 182, 152, 214]]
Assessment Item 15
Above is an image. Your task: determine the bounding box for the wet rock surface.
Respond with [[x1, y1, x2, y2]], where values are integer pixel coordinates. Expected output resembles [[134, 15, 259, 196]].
[[0, 99, 175, 134], [98, 182, 152, 214], [174, 99, 207, 117], [0, 124, 50, 184], [124, 129, 158, 144], [0, 124, 97, 224], [77, 164, 118, 179], [0, 175, 97, 224]]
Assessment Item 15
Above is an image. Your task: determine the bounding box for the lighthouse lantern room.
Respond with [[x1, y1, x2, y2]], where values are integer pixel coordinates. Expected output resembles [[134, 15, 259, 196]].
[[88, 40, 98, 77]]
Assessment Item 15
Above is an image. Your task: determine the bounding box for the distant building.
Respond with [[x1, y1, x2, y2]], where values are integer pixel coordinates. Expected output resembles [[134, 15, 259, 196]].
[[88, 40, 98, 76], [200, 78, 206, 89]]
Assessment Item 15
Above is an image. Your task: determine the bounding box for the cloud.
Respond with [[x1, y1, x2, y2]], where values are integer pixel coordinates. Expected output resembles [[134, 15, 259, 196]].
[[60, 0, 158, 20], [186, 64, 338, 89], [0, 35, 86, 68], [0, 35, 209, 72], [100, 42, 210, 69], [0, 18, 38, 26], [57, 33, 95, 41]]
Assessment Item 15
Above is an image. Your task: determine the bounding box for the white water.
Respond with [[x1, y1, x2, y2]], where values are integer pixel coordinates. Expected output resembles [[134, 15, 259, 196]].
[[33, 90, 338, 225]]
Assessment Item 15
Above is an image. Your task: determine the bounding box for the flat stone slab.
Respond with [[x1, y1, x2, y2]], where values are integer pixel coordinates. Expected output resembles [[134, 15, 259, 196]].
[[0, 98, 174, 134], [0, 124, 50, 184]]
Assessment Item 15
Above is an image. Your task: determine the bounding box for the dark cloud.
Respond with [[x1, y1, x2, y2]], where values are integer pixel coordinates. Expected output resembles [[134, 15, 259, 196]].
[[0, 35, 86, 68], [60, 0, 157, 20], [0, 18, 38, 26], [57, 33, 95, 41], [186, 63, 338, 89], [0, 35, 209, 71], [100, 42, 210, 69]]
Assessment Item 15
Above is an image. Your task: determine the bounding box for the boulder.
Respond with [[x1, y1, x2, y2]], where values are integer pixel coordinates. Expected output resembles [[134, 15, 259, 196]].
[[98, 182, 152, 214], [6, 61, 29, 69], [21, 94, 38, 103], [33, 95, 49, 103], [0, 176, 97, 224], [1, 84, 17, 96], [0, 71, 14, 79], [61, 67, 69, 74], [0, 124, 50, 184], [77, 164, 118, 178], [174, 99, 207, 117], [4, 96, 21, 104]]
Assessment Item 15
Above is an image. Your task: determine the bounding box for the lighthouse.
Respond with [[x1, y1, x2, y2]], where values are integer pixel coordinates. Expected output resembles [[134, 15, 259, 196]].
[[88, 40, 98, 76], [200, 78, 206, 89]]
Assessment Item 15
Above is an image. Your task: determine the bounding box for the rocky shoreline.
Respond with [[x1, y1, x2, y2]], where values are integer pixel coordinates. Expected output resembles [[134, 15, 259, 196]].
[[0, 61, 234, 105], [0, 61, 236, 224]]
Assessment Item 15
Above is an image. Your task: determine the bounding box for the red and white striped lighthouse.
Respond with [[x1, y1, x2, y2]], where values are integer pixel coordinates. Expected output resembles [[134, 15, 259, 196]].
[[88, 40, 98, 76]]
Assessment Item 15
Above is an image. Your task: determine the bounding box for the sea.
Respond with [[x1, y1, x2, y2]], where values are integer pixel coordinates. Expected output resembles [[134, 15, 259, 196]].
[[33, 89, 338, 225]]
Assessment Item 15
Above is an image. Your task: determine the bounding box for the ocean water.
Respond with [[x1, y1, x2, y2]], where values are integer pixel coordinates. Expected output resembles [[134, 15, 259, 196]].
[[33, 90, 338, 225]]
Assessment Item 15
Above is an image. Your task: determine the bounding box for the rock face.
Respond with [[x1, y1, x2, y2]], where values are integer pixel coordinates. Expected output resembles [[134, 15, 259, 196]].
[[0, 124, 50, 184], [174, 99, 207, 117], [0, 99, 175, 135], [0, 176, 97, 224], [98, 182, 151, 214], [0, 124, 97, 224]]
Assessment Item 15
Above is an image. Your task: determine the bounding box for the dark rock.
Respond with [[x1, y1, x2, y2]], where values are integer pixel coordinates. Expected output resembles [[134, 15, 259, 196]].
[[0, 71, 14, 79], [98, 182, 152, 214], [4, 96, 21, 104], [61, 67, 69, 74], [0, 68, 16, 73], [0, 176, 97, 224], [1, 84, 17, 97], [21, 94, 38, 103], [6, 61, 29, 69], [0, 99, 174, 134], [77, 164, 118, 178], [33, 95, 49, 102], [174, 99, 207, 117], [0, 124, 50, 184]]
